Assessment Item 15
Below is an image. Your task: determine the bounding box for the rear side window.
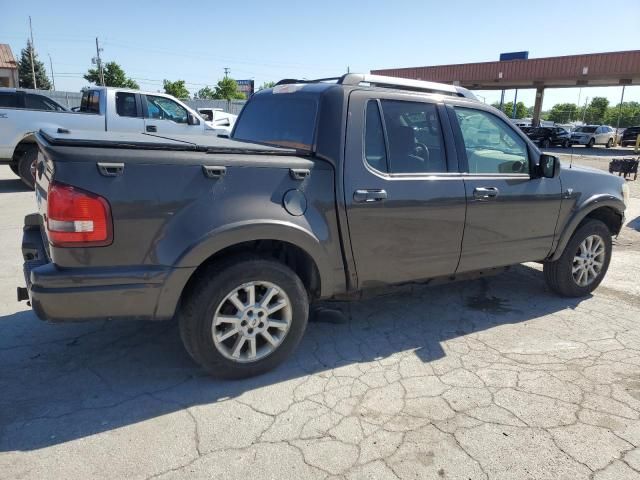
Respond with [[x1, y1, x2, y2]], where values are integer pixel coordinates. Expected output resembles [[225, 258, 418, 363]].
[[0, 92, 18, 108], [364, 101, 388, 172], [233, 94, 317, 150], [363, 99, 447, 174], [115, 92, 138, 117], [80, 91, 100, 114]]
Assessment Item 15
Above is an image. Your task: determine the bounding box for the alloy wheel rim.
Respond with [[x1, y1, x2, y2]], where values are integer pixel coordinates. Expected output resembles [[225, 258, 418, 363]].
[[572, 234, 605, 287], [212, 281, 292, 363]]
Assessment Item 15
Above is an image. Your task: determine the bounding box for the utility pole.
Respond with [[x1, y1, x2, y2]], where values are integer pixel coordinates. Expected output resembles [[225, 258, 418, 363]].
[[28, 16, 37, 89], [512, 89, 518, 119], [581, 97, 589, 124], [94, 37, 104, 86], [48, 53, 55, 90], [615, 85, 626, 141], [224, 67, 230, 78]]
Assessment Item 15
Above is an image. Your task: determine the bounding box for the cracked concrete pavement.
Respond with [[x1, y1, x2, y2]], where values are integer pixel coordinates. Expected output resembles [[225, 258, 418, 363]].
[[1, 155, 640, 480]]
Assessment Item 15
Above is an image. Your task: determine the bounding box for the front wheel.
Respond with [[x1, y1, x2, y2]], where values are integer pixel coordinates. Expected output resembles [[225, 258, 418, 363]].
[[541, 139, 551, 149], [543, 219, 612, 297], [562, 140, 569, 148], [587, 138, 595, 148], [179, 257, 309, 379], [606, 138, 613, 148]]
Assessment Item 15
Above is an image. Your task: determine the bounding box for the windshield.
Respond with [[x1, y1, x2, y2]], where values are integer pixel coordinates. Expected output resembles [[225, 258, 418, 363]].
[[232, 94, 318, 151], [575, 126, 596, 133]]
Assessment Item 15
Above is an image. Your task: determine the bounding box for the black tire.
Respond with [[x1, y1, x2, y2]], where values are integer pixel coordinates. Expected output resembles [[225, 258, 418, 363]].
[[18, 147, 37, 189], [606, 138, 613, 148], [587, 138, 595, 148], [541, 139, 550, 149], [562, 140, 569, 148], [543, 219, 612, 297], [9, 163, 19, 176], [179, 257, 309, 379]]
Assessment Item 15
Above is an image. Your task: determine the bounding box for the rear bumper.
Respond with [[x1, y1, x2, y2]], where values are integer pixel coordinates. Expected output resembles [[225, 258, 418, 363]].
[[21, 215, 193, 322]]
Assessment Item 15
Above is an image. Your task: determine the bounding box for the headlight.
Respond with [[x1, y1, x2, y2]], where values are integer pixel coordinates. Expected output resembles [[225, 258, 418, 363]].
[[622, 182, 630, 208]]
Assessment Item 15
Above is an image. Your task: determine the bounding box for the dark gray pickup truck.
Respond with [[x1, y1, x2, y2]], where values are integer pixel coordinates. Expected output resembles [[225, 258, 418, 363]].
[[20, 74, 628, 378]]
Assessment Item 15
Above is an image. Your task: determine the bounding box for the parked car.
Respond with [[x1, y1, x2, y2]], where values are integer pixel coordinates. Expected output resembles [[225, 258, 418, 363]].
[[570, 125, 616, 148], [620, 126, 640, 147], [526, 126, 571, 148], [196, 107, 237, 134], [0, 87, 221, 188], [20, 74, 627, 379]]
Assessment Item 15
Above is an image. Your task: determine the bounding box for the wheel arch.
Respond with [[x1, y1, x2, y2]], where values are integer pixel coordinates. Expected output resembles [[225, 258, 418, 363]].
[[549, 197, 624, 261], [155, 221, 336, 320]]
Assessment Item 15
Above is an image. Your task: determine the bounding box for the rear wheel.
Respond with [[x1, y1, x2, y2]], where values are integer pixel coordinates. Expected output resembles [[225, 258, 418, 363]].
[[587, 138, 595, 148], [179, 257, 309, 379], [562, 140, 569, 148], [606, 138, 613, 148], [543, 219, 612, 297], [541, 138, 551, 149], [17, 147, 37, 189], [9, 163, 19, 176]]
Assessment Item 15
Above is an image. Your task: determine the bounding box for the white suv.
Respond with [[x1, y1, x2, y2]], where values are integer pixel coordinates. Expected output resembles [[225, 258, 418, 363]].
[[570, 125, 615, 148]]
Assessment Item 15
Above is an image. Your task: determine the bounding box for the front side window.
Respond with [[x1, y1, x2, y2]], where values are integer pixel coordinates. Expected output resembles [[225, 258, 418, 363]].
[[25, 94, 64, 111], [145, 95, 187, 123], [116, 92, 138, 117], [455, 107, 528, 174]]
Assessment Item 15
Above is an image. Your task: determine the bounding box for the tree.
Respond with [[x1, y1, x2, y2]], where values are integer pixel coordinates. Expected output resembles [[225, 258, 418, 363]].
[[604, 101, 640, 128], [258, 81, 276, 91], [583, 97, 609, 124], [194, 86, 216, 99], [491, 101, 528, 119], [212, 77, 245, 100], [84, 61, 139, 89], [548, 103, 579, 124], [163, 79, 190, 99], [17, 40, 52, 90]]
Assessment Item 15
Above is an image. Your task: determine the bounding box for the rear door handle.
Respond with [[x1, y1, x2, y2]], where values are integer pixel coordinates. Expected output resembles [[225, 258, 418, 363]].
[[146, 125, 157, 132], [473, 187, 499, 200], [353, 189, 387, 203]]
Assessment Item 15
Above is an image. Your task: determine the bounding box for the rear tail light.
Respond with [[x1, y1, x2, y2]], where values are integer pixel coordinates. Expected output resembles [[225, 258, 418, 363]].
[[46, 182, 113, 247]]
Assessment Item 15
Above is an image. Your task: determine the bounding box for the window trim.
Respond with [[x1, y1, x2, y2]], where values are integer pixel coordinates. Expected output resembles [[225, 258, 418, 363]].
[[362, 97, 451, 177], [448, 104, 531, 178]]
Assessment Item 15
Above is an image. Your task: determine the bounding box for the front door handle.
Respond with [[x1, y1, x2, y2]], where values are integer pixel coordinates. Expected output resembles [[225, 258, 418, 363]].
[[353, 189, 387, 203], [473, 187, 499, 200], [146, 125, 157, 132]]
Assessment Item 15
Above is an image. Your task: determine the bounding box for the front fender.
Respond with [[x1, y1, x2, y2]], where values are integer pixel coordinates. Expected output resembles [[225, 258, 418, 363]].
[[549, 194, 625, 261], [174, 219, 337, 297]]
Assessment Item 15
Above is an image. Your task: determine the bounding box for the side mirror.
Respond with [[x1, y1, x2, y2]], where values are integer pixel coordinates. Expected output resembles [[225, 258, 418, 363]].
[[539, 154, 559, 178], [187, 113, 200, 126]]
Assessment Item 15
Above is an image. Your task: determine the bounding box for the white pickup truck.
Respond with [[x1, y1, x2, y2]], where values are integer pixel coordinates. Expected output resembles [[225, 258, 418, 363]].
[[197, 107, 237, 132], [0, 87, 226, 187]]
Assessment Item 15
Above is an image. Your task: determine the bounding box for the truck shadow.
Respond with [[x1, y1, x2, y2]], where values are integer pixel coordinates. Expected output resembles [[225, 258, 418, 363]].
[[0, 178, 30, 194], [0, 263, 589, 452]]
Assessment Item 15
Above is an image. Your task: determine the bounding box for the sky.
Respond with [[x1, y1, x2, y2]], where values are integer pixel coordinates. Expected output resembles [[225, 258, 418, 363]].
[[2, 0, 639, 110]]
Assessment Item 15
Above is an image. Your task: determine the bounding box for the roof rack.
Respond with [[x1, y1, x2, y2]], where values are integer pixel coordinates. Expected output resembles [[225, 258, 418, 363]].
[[274, 74, 477, 100]]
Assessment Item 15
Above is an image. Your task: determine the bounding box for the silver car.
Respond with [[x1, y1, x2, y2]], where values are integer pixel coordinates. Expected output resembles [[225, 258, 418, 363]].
[[570, 125, 616, 148]]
